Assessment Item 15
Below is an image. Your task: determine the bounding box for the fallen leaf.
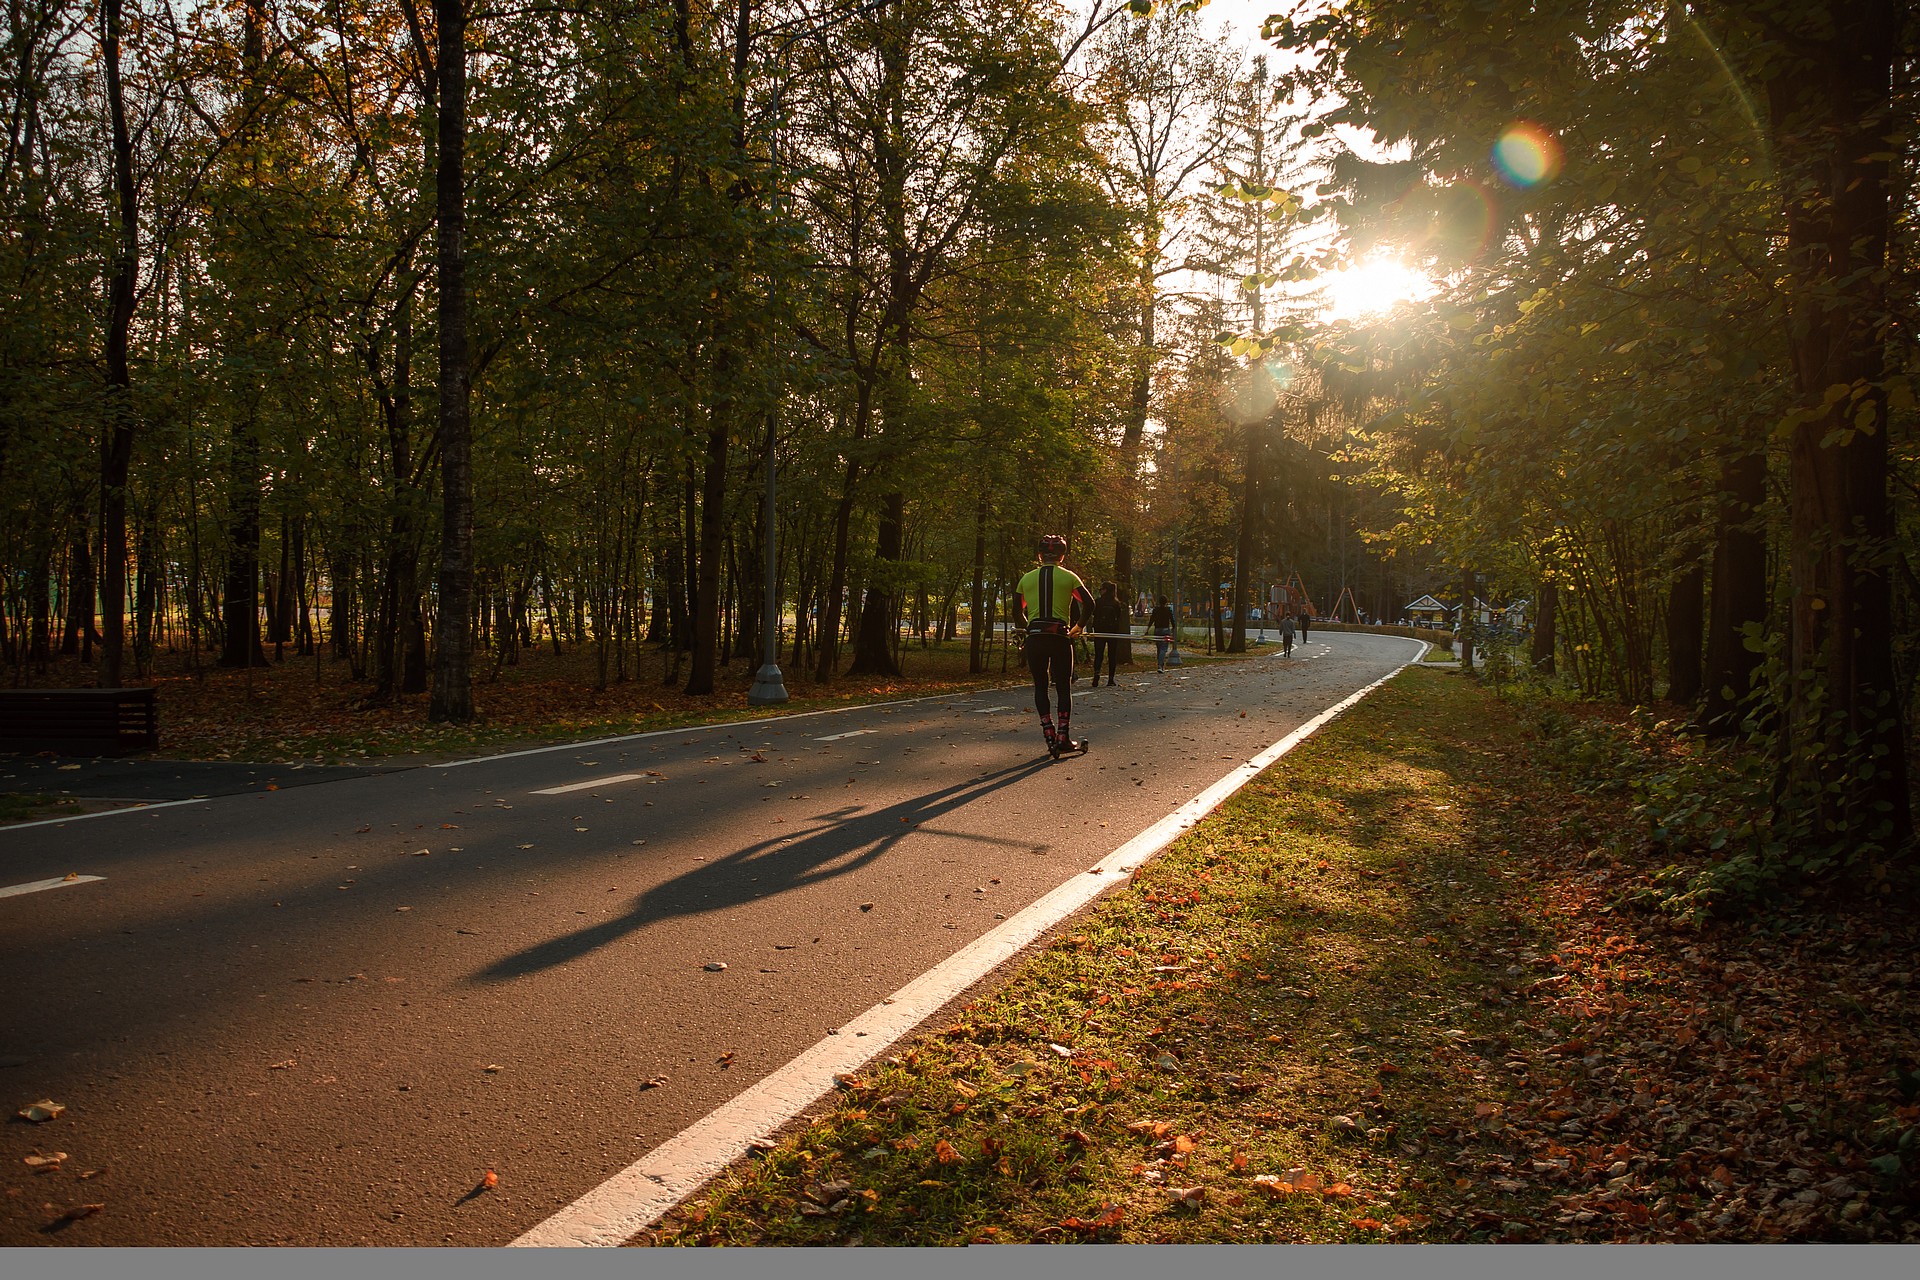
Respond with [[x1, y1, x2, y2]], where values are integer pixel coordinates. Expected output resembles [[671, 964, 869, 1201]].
[[483, 1064, 502, 1073], [18, 1101, 64, 1122], [268, 1059, 297, 1070], [933, 1139, 962, 1164], [1172, 1134, 1197, 1155], [859, 902, 875, 912], [1349, 1216, 1383, 1230], [1060, 1202, 1124, 1232], [482, 1169, 498, 1189], [718, 1051, 736, 1067], [61, 872, 79, 882], [76, 1168, 104, 1180], [640, 1076, 668, 1089], [52, 1203, 103, 1223], [1231, 1149, 1249, 1172], [1168, 1185, 1205, 1209], [23, 1153, 66, 1168], [703, 962, 728, 972]]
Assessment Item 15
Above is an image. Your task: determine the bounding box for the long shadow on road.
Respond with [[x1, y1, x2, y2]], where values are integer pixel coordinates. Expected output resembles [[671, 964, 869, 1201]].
[[471, 757, 1054, 983]]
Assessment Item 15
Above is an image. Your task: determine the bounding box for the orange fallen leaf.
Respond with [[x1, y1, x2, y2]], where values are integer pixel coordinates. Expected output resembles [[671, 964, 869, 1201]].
[[1060, 1202, 1123, 1232], [933, 1139, 962, 1165], [482, 1169, 498, 1189], [1349, 1216, 1383, 1230]]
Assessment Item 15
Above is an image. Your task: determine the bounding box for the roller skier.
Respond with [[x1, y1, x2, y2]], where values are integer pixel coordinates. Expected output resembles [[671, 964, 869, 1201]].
[[1014, 534, 1094, 758]]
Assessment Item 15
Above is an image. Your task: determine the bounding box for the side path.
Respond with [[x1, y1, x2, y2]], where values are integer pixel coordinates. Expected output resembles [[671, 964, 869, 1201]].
[[649, 668, 1920, 1246]]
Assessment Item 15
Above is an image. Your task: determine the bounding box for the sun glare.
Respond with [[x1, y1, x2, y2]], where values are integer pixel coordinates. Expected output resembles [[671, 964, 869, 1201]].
[[1321, 255, 1435, 322]]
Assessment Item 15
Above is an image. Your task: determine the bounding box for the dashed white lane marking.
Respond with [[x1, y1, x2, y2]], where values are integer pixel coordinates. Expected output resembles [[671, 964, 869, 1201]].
[[970, 706, 1012, 714], [814, 729, 877, 742], [531, 773, 649, 796], [0, 875, 105, 900], [511, 635, 1424, 1248], [0, 796, 210, 831]]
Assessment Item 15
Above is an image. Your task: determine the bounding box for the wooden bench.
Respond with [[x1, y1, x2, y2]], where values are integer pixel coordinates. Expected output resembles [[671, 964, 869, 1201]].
[[0, 687, 158, 755]]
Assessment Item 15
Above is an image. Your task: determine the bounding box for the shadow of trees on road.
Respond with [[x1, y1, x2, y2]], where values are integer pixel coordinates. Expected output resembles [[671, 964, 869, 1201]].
[[471, 757, 1053, 982]]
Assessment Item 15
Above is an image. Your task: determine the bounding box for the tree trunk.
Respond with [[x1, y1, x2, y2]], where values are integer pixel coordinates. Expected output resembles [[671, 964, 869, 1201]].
[[1113, 274, 1154, 599], [1701, 442, 1767, 734], [1229, 419, 1262, 653], [428, 0, 474, 722], [968, 497, 988, 673], [1529, 580, 1556, 676], [814, 462, 859, 682], [97, 0, 138, 688], [1666, 559, 1704, 706], [850, 492, 905, 676], [1767, 0, 1912, 850], [684, 0, 753, 697], [1458, 568, 1476, 674]]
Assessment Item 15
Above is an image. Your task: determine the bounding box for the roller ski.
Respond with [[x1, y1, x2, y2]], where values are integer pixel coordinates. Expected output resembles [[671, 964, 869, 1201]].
[[1048, 735, 1089, 760]]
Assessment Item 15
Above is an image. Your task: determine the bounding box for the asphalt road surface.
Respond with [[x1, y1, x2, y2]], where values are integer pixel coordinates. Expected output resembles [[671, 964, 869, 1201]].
[[0, 632, 1415, 1245]]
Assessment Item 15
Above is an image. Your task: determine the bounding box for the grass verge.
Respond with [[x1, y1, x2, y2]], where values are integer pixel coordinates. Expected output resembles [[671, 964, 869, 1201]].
[[0, 792, 79, 825], [648, 666, 1919, 1246]]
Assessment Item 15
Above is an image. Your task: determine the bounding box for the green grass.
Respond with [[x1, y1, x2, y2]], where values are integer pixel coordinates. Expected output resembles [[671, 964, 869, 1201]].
[[0, 793, 77, 824], [651, 669, 1573, 1245]]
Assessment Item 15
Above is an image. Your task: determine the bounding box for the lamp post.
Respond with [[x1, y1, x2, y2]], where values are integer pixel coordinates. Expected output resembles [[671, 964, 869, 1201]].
[[747, 0, 889, 706]]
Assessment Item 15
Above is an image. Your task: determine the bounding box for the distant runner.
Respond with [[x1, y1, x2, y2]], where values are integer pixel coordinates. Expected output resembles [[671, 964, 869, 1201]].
[[1014, 535, 1094, 757]]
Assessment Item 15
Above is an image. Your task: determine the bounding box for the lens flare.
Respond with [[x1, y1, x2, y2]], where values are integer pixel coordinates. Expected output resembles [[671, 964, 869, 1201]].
[[1491, 122, 1563, 189]]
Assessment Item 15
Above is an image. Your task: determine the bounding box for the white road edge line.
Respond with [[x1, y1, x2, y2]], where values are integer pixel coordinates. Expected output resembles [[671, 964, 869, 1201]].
[[530, 773, 649, 796], [511, 635, 1424, 1248], [434, 686, 998, 770], [0, 874, 106, 900], [1, 797, 209, 832]]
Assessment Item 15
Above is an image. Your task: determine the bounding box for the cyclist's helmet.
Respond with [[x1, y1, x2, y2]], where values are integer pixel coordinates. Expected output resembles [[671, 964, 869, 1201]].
[[1037, 534, 1068, 561]]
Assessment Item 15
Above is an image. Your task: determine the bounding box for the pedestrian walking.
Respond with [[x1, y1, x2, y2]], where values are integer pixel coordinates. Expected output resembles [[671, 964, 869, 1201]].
[[1014, 535, 1094, 756], [1148, 595, 1175, 672], [1297, 610, 1311, 641], [1279, 611, 1295, 657], [1091, 582, 1127, 687]]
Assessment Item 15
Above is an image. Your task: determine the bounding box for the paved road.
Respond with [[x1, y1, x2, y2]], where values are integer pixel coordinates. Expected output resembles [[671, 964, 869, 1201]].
[[0, 633, 1414, 1245]]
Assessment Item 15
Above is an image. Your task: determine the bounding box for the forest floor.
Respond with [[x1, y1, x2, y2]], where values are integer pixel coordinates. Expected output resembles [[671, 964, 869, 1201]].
[[4, 632, 1255, 764], [646, 666, 1920, 1246]]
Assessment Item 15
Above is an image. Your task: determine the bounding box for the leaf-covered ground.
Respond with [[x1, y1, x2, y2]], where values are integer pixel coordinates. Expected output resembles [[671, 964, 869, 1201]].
[[10, 639, 1248, 764], [648, 667, 1920, 1245]]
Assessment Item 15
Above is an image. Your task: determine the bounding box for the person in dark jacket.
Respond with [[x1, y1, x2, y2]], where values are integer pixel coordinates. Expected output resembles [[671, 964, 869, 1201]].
[[1090, 582, 1128, 687], [1148, 596, 1175, 672]]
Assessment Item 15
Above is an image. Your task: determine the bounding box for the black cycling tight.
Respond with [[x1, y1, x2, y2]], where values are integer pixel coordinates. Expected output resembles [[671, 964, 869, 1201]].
[[1026, 633, 1074, 721]]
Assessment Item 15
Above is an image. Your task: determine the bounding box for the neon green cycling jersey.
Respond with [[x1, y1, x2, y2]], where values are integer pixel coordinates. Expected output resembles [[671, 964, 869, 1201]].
[[1016, 564, 1092, 628]]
